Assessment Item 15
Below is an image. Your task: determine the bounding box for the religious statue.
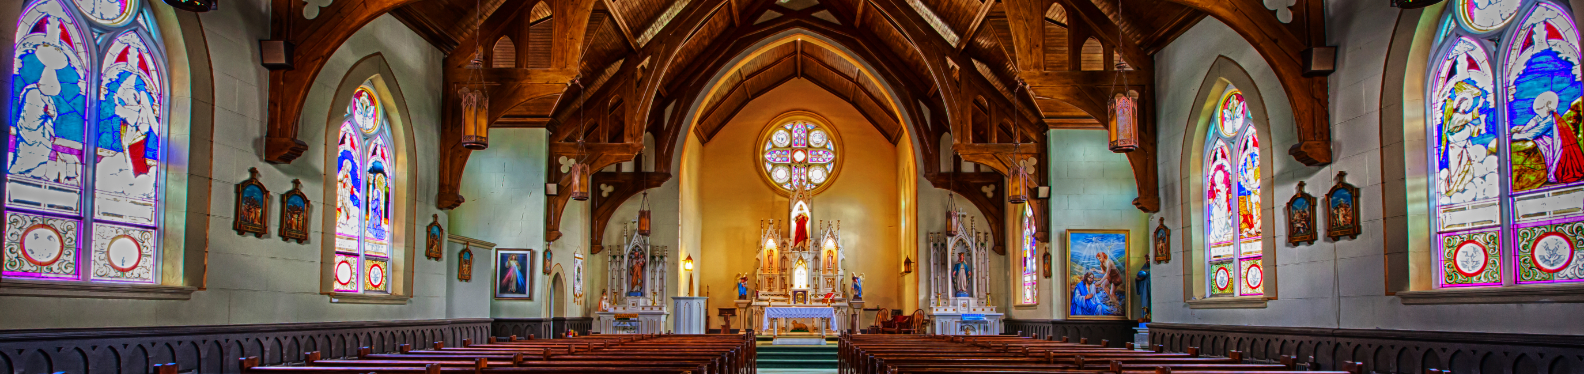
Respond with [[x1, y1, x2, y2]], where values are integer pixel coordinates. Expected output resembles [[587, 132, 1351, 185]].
[[824, 249, 836, 274], [737, 274, 749, 300], [851, 273, 863, 299], [628, 247, 647, 296], [952, 252, 972, 297], [597, 289, 610, 312], [1135, 262, 1152, 322]]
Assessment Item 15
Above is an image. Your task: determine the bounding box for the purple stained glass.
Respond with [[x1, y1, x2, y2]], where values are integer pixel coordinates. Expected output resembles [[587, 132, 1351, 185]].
[[1504, 3, 1584, 194], [808, 150, 835, 163], [765, 150, 791, 163], [364, 137, 392, 257], [760, 119, 840, 192]]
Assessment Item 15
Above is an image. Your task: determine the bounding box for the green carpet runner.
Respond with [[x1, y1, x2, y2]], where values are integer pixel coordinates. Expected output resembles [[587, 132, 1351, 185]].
[[757, 344, 839, 369]]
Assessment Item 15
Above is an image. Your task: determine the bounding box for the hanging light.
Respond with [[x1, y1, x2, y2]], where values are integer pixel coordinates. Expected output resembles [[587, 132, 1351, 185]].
[[945, 191, 960, 237], [459, 0, 489, 150], [569, 162, 590, 201], [1107, 91, 1139, 153], [568, 79, 590, 201], [638, 191, 652, 236], [1007, 144, 1029, 204]]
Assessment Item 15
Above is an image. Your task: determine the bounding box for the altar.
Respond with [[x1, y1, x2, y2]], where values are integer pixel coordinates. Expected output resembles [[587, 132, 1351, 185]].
[[762, 306, 836, 338], [594, 222, 670, 335], [926, 203, 1004, 335]]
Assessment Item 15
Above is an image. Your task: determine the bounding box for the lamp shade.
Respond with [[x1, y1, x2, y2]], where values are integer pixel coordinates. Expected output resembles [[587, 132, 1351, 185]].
[[568, 163, 590, 201], [1007, 165, 1029, 204], [1107, 91, 1139, 153], [459, 86, 489, 150]]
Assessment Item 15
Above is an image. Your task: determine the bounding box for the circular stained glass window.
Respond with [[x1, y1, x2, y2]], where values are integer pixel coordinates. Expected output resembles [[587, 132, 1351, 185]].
[[74, 0, 138, 27], [757, 113, 842, 194], [1456, 0, 1521, 34], [350, 85, 382, 134]]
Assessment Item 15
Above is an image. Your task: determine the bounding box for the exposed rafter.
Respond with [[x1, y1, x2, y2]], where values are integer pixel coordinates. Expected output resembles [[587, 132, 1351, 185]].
[[603, 0, 642, 49]]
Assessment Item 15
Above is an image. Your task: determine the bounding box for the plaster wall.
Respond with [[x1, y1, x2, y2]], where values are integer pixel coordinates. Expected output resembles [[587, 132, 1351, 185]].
[[1150, 1, 1584, 334], [693, 79, 904, 317], [0, 6, 466, 328], [449, 128, 553, 319]]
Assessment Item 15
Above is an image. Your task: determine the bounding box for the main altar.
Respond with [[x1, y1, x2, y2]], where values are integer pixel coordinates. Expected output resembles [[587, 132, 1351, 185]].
[[595, 223, 669, 334], [927, 205, 1003, 335], [738, 183, 858, 343]]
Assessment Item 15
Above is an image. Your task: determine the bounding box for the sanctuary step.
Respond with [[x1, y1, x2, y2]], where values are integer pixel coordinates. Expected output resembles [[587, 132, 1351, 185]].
[[758, 345, 838, 369]]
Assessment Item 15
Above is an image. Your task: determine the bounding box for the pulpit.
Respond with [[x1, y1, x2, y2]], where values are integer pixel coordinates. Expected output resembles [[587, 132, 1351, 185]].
[[718, 308, 737, 333]]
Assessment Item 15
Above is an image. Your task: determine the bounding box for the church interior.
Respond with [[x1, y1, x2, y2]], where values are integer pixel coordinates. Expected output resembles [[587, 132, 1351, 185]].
[[3, 0, 1584, 372]]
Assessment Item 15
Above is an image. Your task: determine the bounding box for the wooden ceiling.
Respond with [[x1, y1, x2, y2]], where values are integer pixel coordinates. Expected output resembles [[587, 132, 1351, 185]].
[[387, 0, 1206, 124]]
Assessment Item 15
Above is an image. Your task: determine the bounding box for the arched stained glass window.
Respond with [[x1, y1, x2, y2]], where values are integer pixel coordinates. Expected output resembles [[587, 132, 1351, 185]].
[[1429, 0, 1584, 287], [1205, 87, 1263, 297], [334, 82, 395, 294], [6, 0, 165, 284], [757, 114, 842, 194], [1020, 204, 1038, 305]]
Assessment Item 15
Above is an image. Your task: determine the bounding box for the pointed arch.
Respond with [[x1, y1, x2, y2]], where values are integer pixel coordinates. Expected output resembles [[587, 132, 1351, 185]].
[[318, 53, 419, 301], [1080, 37, 1104, 71], [492, 36, 517, 68]]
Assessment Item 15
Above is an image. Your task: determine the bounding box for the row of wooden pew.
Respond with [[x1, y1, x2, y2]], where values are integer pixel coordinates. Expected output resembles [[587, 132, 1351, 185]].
[[840, 333, 1365, 374], [239, 333, 756, 374]]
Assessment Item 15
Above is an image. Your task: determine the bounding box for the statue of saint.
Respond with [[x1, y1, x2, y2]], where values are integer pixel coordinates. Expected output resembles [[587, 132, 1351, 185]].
[[851, 273, 863, 299], [627, 248, 646, 296], [824, 249, 836, 274], [952, 253, 973, 297], [737, 274, 749, 300], [597, 289, 610, 312]]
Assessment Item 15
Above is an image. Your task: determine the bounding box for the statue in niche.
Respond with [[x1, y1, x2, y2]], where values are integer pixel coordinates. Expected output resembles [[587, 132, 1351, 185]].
[[952, 252, 973, 297], [627, 247, 646, 296], [824, 248, 836, 274]]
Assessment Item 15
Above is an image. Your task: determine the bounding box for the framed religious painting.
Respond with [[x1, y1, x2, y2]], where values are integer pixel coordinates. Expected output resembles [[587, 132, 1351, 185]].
[[233, 168, 270, 237], [1287, 181, 1319, 245], [1152, 218, 1171, 264], [279, 179, 310, 243], [494, 249, 534, 300], [425, 214, 444, 261], [543, 249, 553, 275], [1325, 172, 1361, 240], [1065, 230, 1129, 320], [458, 245, 474, 282]]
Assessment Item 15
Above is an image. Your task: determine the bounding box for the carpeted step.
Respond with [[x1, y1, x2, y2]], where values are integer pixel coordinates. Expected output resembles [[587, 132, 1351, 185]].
[[758, 345, 839, 369]]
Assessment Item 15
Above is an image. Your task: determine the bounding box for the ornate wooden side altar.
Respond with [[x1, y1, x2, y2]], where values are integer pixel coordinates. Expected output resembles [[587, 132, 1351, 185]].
[[595, 223, 669, 334], [928, 207, 1004, 335]]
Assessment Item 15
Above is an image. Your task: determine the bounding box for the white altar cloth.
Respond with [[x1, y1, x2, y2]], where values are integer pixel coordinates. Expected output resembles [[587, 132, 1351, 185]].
[[762, 306, 836, 330]]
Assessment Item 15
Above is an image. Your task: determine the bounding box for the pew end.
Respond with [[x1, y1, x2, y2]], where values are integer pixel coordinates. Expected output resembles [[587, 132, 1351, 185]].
[[511, 352, 525, 366], [1153, 344, 1164, 353], [1061, 336, 1071, 343], [356, 347, 371, 359], [425, 363, 442, 374], [433, 341, 444, 350], [1100, 339, 1110, 348], [398, 344, 412, 353], [1229, 350, 1243, 362], [1186, 347, 1200, 357], [1125, 342, 1135, 350], [509, 334, 518, 342], [302, 351, 320, 365], [1154, 366, 1171, 374], [153, 363, 178, 374], [238, 356, 261, 373], [1281, 354, 1297, 369], [461, 338, 471, 347], [1080, 337, 1090, 344]]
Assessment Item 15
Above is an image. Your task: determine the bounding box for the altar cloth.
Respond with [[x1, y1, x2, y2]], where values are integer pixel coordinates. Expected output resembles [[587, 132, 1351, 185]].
[[763, 306, 836, 330]]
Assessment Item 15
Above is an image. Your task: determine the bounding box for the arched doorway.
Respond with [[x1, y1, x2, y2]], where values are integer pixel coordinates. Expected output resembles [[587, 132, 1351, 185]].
[[550, 274, 566, 318]]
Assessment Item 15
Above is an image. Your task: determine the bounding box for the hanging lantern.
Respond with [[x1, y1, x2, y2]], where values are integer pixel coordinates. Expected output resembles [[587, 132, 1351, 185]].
[[638, 193, 652, 236], [569, 162, 590, 201], [1008, 165, 1030, 204], [1107, 91, 1140, 153], [945, 194, 960, 237], [902, 256, 914, 274], [459, 48, 490, 150]]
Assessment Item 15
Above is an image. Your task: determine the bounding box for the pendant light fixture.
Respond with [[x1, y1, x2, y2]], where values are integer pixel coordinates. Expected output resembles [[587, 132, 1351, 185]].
[[569, 79, 590, 201], [1007, 142, 1029, 204], [459, 0, 489, 150]]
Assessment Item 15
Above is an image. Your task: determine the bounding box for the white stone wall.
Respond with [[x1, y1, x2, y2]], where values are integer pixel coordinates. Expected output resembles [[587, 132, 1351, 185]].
[[0, 1, 478, 328], [449, 128, 555, 318], [1150, 0, 1584, 335]]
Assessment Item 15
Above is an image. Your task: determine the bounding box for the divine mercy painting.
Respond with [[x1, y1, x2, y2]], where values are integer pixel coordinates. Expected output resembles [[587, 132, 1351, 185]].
[[1067, 230, 1129, 320], [495, 249, 532, 299]]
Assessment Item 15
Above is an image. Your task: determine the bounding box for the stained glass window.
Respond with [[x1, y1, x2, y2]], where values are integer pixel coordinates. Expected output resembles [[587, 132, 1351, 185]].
[[6, 0, 165, 284], [758, 118, 841, 193], [1429, 0, 1584, 287], [334, 81, 396, 294], [1020, 204, 1038, 305], [1204, 87, 1262, 297]]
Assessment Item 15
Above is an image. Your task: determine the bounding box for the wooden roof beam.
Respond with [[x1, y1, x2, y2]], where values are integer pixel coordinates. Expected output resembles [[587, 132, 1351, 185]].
[[956, 0, 997, 51], [602, 0, 641, 49]]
